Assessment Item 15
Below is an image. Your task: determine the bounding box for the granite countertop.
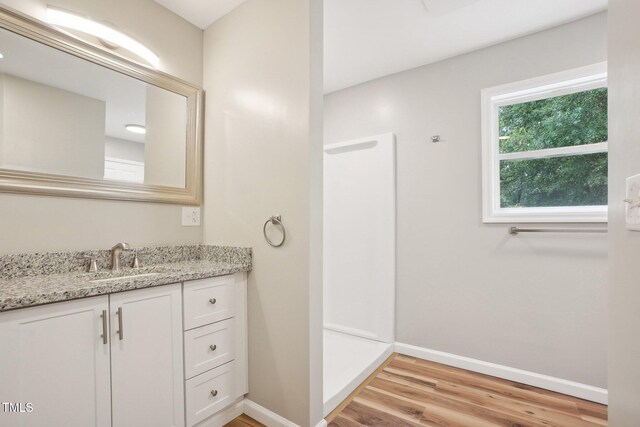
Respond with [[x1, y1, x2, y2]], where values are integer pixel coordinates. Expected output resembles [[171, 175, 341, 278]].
[[0, 245, 251, 312]]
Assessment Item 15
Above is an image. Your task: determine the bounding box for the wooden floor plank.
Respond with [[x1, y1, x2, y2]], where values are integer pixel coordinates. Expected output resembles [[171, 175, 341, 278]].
[[224, 414, 265, 427], [577, 398, 608, 421], [328, 414, 366, 427], [411, 356, 584, 405], [226, 354, 607, 426], [387, 358, 581, 416], [369, 379, 553, 427], [433, 379, 588, 426], [238, 414, 265, 427], [328, 353, 607, 426], [356, 387, 425, 421], [341, 399, 424, 427]]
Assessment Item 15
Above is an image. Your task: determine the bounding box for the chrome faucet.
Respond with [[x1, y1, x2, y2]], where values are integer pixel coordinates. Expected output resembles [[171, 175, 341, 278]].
[[111, 242, 130, 271]]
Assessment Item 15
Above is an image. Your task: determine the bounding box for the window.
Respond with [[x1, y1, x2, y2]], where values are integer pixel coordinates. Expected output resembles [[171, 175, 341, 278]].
[[481, 63, 608, 223]]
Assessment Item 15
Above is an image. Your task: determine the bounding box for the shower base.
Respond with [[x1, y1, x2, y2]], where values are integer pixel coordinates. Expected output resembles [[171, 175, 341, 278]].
[[323, 328, 393, 417]]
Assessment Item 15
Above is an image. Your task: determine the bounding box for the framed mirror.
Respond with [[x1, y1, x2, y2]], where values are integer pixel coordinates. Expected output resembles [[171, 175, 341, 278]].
[[0, 6, 203, 205]]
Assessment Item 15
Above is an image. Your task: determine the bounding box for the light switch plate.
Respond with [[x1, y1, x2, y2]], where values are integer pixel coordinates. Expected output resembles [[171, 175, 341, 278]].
[[182, 207, 201, 226], [626, 174, 640, 231]]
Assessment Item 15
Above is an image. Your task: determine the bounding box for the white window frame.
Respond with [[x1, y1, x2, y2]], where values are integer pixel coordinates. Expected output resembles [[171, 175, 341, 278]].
[[481, 62, 608, 223]]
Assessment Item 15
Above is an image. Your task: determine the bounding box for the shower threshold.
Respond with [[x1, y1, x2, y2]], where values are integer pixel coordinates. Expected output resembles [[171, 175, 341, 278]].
[[323, 328, 393, 417]]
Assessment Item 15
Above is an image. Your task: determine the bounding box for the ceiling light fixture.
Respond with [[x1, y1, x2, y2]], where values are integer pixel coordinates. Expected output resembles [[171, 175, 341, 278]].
[[125, 124, 146, 135], [46, 6, 160, 68], [0, 52, 4, 59]]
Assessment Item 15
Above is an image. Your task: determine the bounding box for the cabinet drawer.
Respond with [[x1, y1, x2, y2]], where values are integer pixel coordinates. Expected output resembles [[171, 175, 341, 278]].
[[184, 275, 235, 330], [185, 361, 235, 426], [184, 318, 235, 379]]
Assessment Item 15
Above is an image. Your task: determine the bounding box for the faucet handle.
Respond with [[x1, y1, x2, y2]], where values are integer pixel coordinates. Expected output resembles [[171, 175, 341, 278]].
[[78, 255, 98, 273], [131, 252, 141, 269]]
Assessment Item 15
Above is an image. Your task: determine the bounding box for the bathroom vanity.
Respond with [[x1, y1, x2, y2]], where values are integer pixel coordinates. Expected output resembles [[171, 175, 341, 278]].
[[0, 245, 251, 427], [0, 7, 250, 426]]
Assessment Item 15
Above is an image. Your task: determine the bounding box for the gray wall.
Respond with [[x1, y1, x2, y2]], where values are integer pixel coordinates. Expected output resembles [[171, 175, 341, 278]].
[[324, 13, 608, 388], [144, 85, 187, 188], [0, 0, 203, 255], [1, 74, 106, 179], [608, 1, 640, 424], [202, 1, 323, 426]]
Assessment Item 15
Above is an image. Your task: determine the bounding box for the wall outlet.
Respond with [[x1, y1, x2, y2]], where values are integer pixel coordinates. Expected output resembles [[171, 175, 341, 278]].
[[626, 174, 640, 231], [182, 207, 201, 226]]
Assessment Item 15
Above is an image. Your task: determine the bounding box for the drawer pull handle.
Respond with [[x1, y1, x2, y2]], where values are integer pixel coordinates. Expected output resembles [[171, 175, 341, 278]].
[[116, 307, 124, 340], [210, 390, 218, 397], [100, 310, 108, 345], [210, 344, 217, 351], [209, 298, 217, 305]]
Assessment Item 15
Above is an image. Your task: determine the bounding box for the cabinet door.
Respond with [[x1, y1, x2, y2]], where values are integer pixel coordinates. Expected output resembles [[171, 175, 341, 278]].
[[110, 283, 184, 427], [0, 296, 111, 427]]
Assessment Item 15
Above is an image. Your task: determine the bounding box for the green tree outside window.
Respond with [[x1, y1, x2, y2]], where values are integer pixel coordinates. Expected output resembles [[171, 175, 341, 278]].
[[498, 88, 608, 208]]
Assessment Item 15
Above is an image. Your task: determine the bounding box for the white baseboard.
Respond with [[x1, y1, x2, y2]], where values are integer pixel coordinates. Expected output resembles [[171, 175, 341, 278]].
[[243, 399, 300, 427], [394, 342, 608, 404], [195, 399, 244, 427], [198, 398, 326, 427], [242, 400, 327, 427]]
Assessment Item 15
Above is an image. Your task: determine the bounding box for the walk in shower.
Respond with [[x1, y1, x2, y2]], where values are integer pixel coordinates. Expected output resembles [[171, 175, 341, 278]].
[[323, 133, 396, 416]]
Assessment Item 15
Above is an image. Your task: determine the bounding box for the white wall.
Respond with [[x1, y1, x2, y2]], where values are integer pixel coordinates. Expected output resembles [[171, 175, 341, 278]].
[[144, 85, 187, 188], [105, 137, 145, 162], [0, 0, 202, 85], [324, 13, 608, 388], [608, 1, 640, 424], [202, 0, 323, 425], [1, 74, 106, 179], [0, 0, 203, 255]]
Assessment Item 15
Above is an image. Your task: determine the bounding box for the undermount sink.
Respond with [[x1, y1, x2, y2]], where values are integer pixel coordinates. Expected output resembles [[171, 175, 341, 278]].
[[89, 272, 162, 283]]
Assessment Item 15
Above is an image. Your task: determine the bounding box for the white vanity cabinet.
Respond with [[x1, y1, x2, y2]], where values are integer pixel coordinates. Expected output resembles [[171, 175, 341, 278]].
[[0, 272, 248, 427], [0, 283, 184, 427], [110, 284, 185, 427], [0, 296, 112, 427], [183, 273, 248, 427]]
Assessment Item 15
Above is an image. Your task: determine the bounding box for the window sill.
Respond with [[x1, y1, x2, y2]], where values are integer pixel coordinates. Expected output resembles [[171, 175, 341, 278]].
[[483, 206, 608, 224]]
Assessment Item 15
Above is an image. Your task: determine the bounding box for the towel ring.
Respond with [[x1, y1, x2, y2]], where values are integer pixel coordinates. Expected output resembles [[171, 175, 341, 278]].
[[263, 215, 286, 247]]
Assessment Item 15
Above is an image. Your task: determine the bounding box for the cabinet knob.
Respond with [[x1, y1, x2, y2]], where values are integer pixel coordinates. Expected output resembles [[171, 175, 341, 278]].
[[209, 298, 217, 305], [210, 390, 218, 397], [209, 344, 217, 351]]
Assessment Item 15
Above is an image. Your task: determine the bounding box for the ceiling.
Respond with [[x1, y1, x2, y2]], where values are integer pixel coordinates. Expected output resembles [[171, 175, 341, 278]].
[[153, 0, 607, 93], [152, 0, 249, 30], [0, 25, 162, 144], [324, 0, 607, 92]]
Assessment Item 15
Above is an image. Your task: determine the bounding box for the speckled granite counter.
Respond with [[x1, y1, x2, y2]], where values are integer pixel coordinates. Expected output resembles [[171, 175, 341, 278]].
[[0, 245, 251, 312]]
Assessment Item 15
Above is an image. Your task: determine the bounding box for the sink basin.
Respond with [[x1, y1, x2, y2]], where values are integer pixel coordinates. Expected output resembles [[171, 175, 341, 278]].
[[89, 272, 161, 283]]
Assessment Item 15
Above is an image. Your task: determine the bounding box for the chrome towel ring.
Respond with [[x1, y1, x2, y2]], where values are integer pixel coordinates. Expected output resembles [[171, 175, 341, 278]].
[[263, 215, 286, 247]]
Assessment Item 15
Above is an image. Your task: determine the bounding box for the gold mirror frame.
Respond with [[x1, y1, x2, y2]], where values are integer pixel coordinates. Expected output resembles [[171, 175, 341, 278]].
[[0, 6, 203, 205]]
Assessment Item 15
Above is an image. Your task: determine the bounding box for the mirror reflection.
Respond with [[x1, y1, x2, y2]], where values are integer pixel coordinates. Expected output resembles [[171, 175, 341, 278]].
[[0, 26, 187, 188]]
